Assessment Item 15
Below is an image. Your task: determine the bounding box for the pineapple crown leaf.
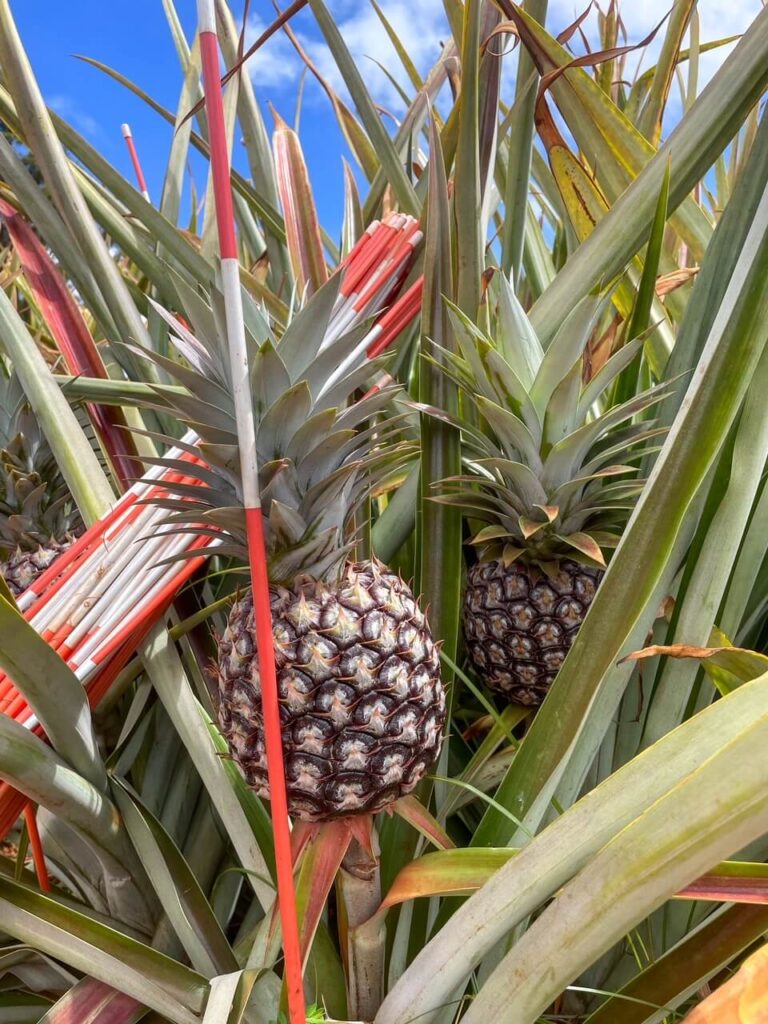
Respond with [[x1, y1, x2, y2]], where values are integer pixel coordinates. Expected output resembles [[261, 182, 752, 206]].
[[133, 283, 412, 582], [495, 271, 544, 387], [468, 524, 515, 545], [0, 364, 81, 553], [519, 515, 550, 540], [501, 543, 525, 567], [555, 531, 607, 567], [421, 285, 677, 564], [528, 292, 607, 419]]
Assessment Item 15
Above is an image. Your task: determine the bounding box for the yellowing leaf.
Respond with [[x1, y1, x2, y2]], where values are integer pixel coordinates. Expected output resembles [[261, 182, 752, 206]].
[[556, 532, 606, 567], [469, 525, 514, 545], [519, 515, 548, 540], [682, 942, 768, 1022], [622, 639, 768, 695], [381, 849, 515, 911]]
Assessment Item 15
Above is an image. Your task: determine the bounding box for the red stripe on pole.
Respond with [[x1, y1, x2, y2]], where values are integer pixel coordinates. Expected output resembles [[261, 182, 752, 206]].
[[88, 541, 212, 666], [17, 494, 132, 611], [198, 15, 306, 1024], [198, 32, 239, 262], [367, 277, 424, 357], [341, 221, 396, 297], [23, 804, 50, 891], [245, 506, 305, 1011], [121, 127, 150, 199]]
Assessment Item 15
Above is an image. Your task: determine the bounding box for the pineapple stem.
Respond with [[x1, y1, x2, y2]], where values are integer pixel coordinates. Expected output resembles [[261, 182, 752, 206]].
[[338, 823, 384, 1021]]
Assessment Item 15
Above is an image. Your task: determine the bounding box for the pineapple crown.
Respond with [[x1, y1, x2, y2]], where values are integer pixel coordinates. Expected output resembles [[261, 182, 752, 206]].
[[133, 272, 415, 584], [422, 275, 674, 570], [0, 363, 80, 555]]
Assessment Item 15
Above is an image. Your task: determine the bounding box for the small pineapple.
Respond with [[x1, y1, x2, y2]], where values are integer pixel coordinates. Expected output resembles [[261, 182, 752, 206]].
[[140, 276, 444, 821], [463, 559, 602, 704], [426, 280, 671, 705], [1, 364, 81, 596]]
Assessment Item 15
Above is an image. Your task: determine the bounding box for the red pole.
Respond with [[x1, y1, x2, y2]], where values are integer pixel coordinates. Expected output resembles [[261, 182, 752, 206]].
[[195, 4, 306, 1022], [120, 123, 150, 202], [23, 804, 50, 891]]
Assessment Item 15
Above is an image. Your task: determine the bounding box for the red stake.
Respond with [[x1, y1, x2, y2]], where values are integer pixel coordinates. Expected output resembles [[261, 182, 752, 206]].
[[23, 804, 50, 891], [196, 4, 306, 1022], [120, 123, 150, 201]]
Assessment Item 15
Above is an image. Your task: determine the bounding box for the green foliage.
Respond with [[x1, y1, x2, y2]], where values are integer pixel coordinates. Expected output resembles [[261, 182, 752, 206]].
[[1, 2, 768, 1023], [271, 1004, 327, 1024]]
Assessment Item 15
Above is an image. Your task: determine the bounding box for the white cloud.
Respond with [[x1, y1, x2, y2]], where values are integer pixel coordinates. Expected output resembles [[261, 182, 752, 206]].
[[308, 0, 448, 101], [548, 0, 763, 141], [47, 94, 102, 139], [244, 14, 305, 89], [246, 0, 449, 110], [246, 0, 764, 121], [548, 0, 761, 89]]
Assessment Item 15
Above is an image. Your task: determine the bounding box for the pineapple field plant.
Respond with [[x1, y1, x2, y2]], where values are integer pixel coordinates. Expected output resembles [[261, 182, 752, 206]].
[[0, 1, 767, 1024], [130, 281, 445, 823], [424, 285, 672, 704], [0, 360, 82, 595]]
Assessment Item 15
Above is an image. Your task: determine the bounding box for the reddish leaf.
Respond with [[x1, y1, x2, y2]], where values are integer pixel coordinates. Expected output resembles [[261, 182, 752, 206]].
[[290, 820, 319, 866], [624, 643, 736, 663], [519, 515, 549, 540], [620, 643, 768, 695], [41, 978, 145, 1023], [556, 2, 594, 46], [676, 861, 768, 905], [556, 531, 607, 567], [391, 795, 455, 851], [271, 109, 328, 296], [677, 877, 768, 904], [349, 813, 377, 859], [533, 504, 560, 523], [656, 267, 699, 296], [0, 199, 140, 489], [293, 819, 353, 965], [272, 4, 378, 180], [380, 851, 768, 922], [495, 0, 668, 101]]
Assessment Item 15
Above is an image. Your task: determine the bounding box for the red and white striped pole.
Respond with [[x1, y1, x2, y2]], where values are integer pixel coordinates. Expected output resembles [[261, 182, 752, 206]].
[[196, 3, 306, 1022], [120, 123, 151, 202]]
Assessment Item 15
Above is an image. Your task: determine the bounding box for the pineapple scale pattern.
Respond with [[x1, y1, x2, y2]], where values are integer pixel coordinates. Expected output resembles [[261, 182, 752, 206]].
[[218, 561, 445, 821], [463, 559, 603, 706]]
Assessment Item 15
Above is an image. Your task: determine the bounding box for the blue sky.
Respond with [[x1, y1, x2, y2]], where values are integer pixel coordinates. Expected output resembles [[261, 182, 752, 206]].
[[13, 0, 762, 238]]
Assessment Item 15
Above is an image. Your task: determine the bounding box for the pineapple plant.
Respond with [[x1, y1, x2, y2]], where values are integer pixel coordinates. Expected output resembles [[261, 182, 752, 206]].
[[425, 280, 673, 705], [137, 276, 445, 821], [0, 361, 82, 596], [0, 0, 767, 1020]]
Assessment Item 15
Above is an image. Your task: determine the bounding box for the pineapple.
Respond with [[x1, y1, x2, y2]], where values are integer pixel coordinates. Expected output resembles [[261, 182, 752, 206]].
[[219, 560, 442, 820], [425, 279, 672, 706], [0, 363, 81, 596], [138, 276, 445, 821]]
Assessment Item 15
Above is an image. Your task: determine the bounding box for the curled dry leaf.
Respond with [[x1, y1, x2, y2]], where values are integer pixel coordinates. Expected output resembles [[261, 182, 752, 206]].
[[656, 266, 699, 296], [621, 636, 768, 695]]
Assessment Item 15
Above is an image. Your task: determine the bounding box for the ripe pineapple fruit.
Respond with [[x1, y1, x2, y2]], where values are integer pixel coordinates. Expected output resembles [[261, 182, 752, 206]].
[[1, 363, 81, 596], [139, 277, 445, 821], [426, 280, 672, 705]]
